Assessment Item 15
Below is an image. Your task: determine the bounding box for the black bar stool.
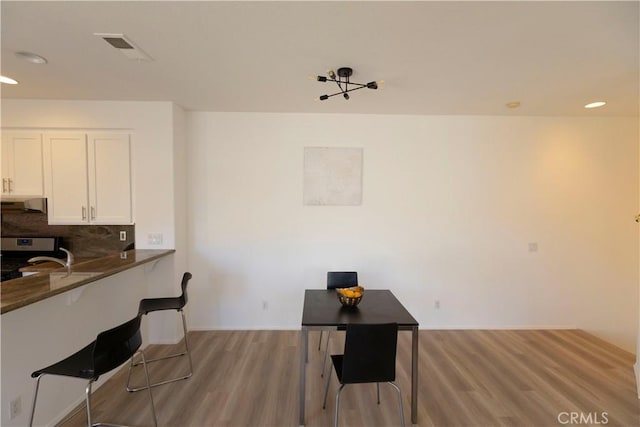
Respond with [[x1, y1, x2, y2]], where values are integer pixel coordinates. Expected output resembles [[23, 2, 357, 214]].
[[126, 272, 193, 392], [28, 315, 157, 427]]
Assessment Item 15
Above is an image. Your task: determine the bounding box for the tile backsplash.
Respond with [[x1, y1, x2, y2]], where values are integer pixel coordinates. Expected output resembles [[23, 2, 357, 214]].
[[1, 212, 134, 257]]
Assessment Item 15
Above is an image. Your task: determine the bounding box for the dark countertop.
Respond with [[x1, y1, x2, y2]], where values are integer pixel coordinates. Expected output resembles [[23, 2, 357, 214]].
[[1, 249, 175, 314]]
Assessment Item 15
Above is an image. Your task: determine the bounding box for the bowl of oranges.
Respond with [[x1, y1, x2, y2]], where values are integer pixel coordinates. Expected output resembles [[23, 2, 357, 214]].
[[336, 286, 364, 307]]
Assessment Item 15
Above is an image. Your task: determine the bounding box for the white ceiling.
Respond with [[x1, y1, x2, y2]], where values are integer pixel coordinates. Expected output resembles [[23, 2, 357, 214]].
[[1, 1, 638, 116]]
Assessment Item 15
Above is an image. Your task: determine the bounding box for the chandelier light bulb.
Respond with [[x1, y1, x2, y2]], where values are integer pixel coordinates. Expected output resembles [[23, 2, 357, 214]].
[[584, 101, 606, 109], [0, 75, 18, 85]]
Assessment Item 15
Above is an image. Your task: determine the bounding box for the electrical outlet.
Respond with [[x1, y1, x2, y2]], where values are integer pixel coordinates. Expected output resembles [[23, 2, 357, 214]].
[[119, 231, 127, 241], [9, 396, 21, 420], [147, 233, 163, 245]]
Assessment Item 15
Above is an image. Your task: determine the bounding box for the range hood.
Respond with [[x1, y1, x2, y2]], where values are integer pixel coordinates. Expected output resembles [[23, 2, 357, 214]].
[[0, 197, 47, 213]]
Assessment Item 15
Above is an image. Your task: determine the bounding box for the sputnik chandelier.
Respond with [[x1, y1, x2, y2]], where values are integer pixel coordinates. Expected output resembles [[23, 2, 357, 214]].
[[312, 67, 382, 101]]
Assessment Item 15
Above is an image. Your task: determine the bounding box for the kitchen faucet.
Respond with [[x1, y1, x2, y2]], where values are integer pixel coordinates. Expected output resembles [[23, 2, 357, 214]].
[[28, 247, 74, 268]]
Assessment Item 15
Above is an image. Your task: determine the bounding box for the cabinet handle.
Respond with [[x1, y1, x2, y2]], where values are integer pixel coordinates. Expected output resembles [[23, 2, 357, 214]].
[[2, 178, 6, 193], [82, 206, 87, 220], [91, 206, 95, 220], [7, 178, 12, 193]]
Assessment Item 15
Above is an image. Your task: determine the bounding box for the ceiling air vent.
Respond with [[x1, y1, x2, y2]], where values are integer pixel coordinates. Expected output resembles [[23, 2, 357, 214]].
[[94, 33, 153, 61]]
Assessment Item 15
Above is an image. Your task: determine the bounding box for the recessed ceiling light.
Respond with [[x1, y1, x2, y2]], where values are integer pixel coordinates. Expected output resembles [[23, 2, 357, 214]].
[[15, 51, 47, 64], [584, 101, 606, 109], [0, 75, 19, 85]]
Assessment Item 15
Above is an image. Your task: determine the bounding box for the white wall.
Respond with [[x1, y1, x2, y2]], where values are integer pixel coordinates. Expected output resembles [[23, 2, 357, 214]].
[[187, 112, 638, 352], [1, 100, 637, 352], [146, 103, 190, 344]]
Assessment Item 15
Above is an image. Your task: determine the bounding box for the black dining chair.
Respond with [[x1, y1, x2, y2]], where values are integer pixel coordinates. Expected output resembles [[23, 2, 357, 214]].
[[319, 271, 358, 377], [126, 272, 193, 392], [28, 315, 157, 427], [322, 322, 405, 427]]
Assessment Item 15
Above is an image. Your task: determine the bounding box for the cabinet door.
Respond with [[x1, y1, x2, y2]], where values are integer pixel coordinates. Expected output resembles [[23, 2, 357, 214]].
[[10, 133, 44, 196], [0, 135, 10, 194], [88, 133, 132, 224], [44, 133, 89, 224], [1, 132, 44, 196]]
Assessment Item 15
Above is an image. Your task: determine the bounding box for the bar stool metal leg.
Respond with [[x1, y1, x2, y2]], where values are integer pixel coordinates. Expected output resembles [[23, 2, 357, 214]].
[[139, 350, 159, 427], [85, 381, 93, 427], [334, 384, 345, 427], [28, 374, 43, 427], [126, 309, 193, 392], [389, 381, 406, 427], [181, 310, 194, 375], [92, 351, 157, 427]]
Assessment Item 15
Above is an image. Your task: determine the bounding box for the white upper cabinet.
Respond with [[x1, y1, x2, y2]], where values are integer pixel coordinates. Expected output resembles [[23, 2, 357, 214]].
[[44, 133, 89, 224], [1, 132, 45, 197], [44, 132, 133, 225], [88, 133, 132, 224]]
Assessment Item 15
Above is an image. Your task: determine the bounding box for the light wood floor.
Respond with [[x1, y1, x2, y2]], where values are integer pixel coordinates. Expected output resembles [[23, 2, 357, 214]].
[[56, 329, 639, 427]]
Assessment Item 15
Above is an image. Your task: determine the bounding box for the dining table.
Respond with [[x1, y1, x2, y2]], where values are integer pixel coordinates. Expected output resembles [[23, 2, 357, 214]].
[[299, 289, 419, 425]]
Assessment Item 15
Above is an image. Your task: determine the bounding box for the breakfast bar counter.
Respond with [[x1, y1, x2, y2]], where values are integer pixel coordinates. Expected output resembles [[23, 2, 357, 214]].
[[0, 249, 175, 314], [1, 248, 178, 426]]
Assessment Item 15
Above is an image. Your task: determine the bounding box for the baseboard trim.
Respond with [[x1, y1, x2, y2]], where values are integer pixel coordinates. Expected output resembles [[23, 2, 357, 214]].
[[147, 338, 183, 345], [188, 325, 579, 339]]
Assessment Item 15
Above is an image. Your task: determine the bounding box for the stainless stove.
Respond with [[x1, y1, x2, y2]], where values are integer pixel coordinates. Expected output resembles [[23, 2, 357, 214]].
[[1, 237, 63, 281]]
